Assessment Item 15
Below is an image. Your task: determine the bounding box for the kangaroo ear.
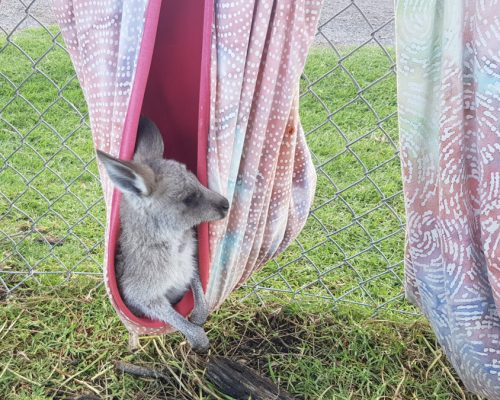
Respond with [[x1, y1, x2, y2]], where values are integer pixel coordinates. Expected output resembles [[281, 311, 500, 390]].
[[134, 116, 165, 162], [96, 150, 154, 197]]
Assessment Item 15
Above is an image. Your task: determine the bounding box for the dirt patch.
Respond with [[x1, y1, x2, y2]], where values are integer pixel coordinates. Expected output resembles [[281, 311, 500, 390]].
[[316, 0, 394, 45], [0, 0, 56, 33]]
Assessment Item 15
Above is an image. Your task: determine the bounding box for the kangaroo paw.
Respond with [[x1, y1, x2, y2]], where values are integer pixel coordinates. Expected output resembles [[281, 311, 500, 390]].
[[189, 326, 210, 353]]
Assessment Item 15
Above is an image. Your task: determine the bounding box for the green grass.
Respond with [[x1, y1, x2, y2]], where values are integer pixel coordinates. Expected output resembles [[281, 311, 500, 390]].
[[0, 282, 478, 399], [0, 29, 480, 399], [248, 46, 407, 317], [0, 28, 104, 290]]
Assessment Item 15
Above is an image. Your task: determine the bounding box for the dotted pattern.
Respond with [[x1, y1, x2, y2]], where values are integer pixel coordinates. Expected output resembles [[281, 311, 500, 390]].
[[397, 1, 500, 397], [52, 0, 147, 183], [206, 0, 322, 309]]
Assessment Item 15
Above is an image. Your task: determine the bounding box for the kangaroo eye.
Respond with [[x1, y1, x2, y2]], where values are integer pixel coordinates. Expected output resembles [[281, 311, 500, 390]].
[[183, 193, 197, 206]]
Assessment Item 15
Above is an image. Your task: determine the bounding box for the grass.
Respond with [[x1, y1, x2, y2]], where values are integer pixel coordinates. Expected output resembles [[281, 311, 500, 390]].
[[0, 28, 103, 290], [0, 281, 478, 399], [0, 29, 481, 399]]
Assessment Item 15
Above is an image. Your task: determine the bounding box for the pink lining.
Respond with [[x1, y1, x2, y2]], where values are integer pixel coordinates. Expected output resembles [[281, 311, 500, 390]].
[[107, 0, 214, 328]]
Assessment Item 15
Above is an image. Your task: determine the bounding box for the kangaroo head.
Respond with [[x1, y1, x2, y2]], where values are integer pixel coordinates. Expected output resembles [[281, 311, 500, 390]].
[[96, 117, 229, 231]]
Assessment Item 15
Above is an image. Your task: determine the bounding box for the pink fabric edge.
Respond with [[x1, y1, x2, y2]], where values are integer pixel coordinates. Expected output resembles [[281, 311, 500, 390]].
[[197, 0, 214, 292]]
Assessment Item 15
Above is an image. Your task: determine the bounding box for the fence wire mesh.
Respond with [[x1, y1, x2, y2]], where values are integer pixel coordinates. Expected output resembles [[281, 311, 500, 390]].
[[0, 1, 414, 316]]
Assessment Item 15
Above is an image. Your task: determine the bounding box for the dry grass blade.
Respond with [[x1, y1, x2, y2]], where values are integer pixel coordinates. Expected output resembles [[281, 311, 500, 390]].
[[5, 366, 41, 386], [421, 336, 467, 400], [58, 352, 107, 388], [0, 309, 24, 342]]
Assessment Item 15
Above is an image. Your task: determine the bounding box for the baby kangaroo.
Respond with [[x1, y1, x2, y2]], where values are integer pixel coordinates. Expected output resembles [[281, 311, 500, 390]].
[[97, 116, 229, 352]]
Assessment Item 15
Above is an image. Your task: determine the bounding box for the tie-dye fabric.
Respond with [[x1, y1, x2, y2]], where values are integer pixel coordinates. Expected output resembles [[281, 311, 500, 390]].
[[396, 1, 500, 397], [53, 0, 320, 335]]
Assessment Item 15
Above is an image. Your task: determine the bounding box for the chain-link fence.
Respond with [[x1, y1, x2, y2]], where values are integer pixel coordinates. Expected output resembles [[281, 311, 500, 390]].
[[0, 0, 413, 317]]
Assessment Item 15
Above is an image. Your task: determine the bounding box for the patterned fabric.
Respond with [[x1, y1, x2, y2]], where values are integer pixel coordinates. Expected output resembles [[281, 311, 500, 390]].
[[206, 0, 321, 308], [53, 0, 148, 200], [53, 0, 320, 333], [396, 1, 500, 397]]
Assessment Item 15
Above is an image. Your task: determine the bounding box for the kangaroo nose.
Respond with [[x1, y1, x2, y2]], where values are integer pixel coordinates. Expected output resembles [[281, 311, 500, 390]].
[[219, 198, 230, 213]]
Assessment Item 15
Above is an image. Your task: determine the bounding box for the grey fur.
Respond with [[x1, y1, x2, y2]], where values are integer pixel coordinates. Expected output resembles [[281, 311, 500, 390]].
[[97, 117, 229, 352], [134, 116, 165, 162]]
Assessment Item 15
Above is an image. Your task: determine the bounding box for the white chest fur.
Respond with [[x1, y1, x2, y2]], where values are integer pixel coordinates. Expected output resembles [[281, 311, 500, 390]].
[[118, 227, 197, 308], [162, 233, 196, 293]]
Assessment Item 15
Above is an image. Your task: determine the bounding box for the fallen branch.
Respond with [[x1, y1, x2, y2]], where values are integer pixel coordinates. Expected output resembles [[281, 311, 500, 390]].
[[114, 361, 172, 383], [206, 356, 296, 400]]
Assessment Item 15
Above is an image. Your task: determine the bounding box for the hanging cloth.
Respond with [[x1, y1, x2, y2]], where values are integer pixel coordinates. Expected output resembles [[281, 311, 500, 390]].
[[52, 0, 320, 336], [396, 1, 500, 397]]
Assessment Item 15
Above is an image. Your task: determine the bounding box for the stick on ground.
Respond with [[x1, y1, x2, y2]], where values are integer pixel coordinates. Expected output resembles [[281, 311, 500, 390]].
[[114, 361, 172, 383], [206, 356, 296, 400]]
